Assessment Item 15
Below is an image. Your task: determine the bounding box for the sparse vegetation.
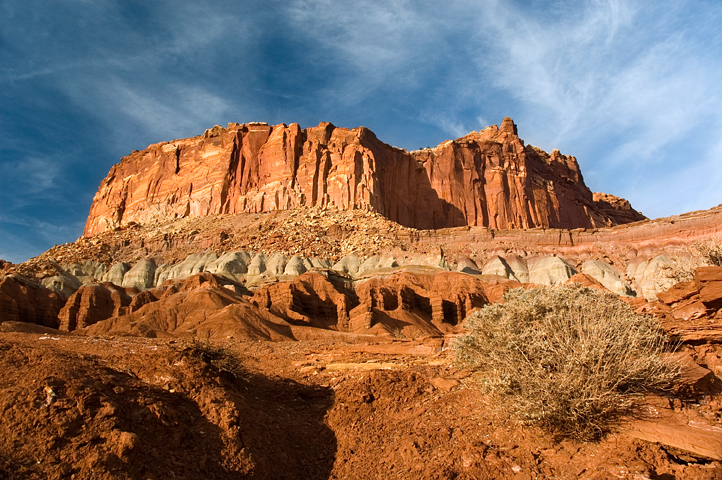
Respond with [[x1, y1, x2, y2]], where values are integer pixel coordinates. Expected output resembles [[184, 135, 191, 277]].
[[694, 239, 722, 266], [454, 285, 679, 441], [657, 256, 696, 285], [656, 239, 722, 287], [180, 338, 243, 378]]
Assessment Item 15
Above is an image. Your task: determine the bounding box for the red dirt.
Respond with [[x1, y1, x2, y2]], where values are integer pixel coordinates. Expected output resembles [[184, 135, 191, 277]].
[[1, 332, 720, 480]]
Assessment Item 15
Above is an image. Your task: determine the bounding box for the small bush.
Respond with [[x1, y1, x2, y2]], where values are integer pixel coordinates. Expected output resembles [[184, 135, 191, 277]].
[[180, 338, 243, 378], [454, 285, 679, 440], [694, 239, 722, 267]]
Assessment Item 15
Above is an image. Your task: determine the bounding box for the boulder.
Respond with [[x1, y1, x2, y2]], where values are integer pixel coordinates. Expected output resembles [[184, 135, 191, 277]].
[[504, 255, 529, 283], [158, 252, 218, 283], [40, 272, 82, 298], [481, 256, 515, 280], [63, 260, 106, 284], [580, 260, 633, 296], [265, 253, 287, 276], [695, 266, 722, 308], [153, 263, 171, 286], [122, 259, 157, 290], [627, 255, 677, 300], [456, 257, 480, 275], [357, 256, 381, 274], [625, 396, 722, 461], [526, 256, 576, 286], [205, 251, 250, 282], [309, 257, 331, 269], [670, 299, 709, 321], [333, 255, 362, 277], [247, 253, 268, 276], [102, 262, 130, 286], [283, 255, 308, 276], [565, 273, 608, 291], [705, 353, 722, 377], [657, 281, 698, 305]]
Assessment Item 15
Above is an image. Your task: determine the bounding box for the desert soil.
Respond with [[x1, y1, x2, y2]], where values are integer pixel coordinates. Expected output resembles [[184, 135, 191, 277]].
[[1, 331, 720, 480]]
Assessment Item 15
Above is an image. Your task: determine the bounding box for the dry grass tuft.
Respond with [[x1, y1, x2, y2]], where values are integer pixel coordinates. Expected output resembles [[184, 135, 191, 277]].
[[454, 284, 679, 441], [179, 338, 243, 378]]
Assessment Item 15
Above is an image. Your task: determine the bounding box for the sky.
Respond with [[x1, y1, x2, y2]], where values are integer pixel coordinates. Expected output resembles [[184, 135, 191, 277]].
[[1, 0, 722, 263]]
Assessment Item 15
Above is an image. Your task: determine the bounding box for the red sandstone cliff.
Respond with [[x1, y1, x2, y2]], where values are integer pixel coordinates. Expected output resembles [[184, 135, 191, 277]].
[[83, 118, 644, 236]]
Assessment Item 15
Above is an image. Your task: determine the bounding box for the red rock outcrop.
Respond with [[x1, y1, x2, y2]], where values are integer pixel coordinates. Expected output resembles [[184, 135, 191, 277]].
[[0, 275, 65, 328], [58, 282, 137, 331], [696, 266, 722, 309], [647, 266, 722, 342], [82, 273, 296, 340], [84, 118, 644, 236], [348, 270, 515, 337], [565, 273, 609, 291], [62, 269, 526, 340], [251, 272, 355, 330]]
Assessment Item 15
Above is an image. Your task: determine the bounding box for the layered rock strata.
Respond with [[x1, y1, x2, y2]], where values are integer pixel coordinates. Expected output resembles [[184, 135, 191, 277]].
[[84, 118, 644, 236], [0, 275, 65, 328]]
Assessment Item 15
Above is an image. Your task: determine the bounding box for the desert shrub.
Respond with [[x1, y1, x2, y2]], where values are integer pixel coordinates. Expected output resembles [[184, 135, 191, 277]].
[[694, 239, 722, 267], [655, 241, 722, 289], [657, 256, 696, 285], [454, 284, 679, 441], [180, 338, 243, 378]]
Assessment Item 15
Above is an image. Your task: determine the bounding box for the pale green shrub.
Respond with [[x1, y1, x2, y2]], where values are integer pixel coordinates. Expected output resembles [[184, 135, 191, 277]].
[[454, 284, 679, 440]]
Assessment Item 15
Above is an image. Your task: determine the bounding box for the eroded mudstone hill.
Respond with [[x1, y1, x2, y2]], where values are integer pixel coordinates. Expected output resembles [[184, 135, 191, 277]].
[[84, 118, 644, 236]]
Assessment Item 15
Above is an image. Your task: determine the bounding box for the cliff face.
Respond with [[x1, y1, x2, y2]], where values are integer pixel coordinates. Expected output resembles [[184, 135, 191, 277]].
[[83, 117, 644, 236]]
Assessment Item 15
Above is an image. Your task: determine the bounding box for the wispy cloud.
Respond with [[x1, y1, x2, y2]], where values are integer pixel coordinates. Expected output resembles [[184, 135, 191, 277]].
[[283, 1, 442, 104], [0, 156, 60, 195], [0, 214, 85, 260], [106, 82, 232, 139], [0, 214, 76, 234], [420, 113, 473, 140]]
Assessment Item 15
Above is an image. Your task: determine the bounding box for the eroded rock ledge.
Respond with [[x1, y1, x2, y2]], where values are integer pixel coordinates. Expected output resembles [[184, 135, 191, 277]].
[[84, 118, 644, 236]]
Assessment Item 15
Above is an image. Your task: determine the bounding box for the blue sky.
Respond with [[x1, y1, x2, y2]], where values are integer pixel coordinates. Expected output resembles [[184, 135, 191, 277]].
[[2, 1, 722, 263]]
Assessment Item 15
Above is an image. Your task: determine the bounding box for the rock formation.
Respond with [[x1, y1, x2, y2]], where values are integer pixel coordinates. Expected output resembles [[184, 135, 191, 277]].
[[640, 266, 722, 342], [83, 118, 644, 236], [58, 282, 137, 331], [0, 275, 65, 328]]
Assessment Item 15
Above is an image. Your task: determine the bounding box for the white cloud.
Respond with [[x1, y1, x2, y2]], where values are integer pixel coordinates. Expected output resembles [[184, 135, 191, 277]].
[[0, 214, 84, 254], [283, 1, 441, 104], [111, 82, 232, 139], [0, 214, 74, 233]]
